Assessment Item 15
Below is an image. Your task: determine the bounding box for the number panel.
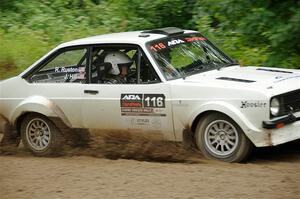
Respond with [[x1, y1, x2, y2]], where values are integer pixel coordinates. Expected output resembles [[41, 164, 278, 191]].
[[143, 94, 165, 108]]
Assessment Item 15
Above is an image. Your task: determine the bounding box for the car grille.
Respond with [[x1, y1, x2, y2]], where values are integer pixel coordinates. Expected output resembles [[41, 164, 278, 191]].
[[280, 89, 300, 115]]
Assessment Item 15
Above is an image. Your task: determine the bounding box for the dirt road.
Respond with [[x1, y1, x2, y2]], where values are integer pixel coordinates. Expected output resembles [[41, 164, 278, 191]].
[[0, 133, 299, 199]]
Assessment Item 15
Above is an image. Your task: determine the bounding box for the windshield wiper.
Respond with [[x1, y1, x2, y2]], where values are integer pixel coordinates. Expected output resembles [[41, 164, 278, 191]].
[[183, 60, 204, 76], [177, 68, 187, 80], [185, 67, 204, 77]]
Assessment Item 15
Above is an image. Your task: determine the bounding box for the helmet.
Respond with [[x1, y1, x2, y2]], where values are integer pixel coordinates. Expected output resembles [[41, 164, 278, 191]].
[[104, 51, 133, 75]]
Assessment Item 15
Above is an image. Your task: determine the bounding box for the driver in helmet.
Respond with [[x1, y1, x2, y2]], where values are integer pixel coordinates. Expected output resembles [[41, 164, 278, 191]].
[[103, 51, 133, 84]]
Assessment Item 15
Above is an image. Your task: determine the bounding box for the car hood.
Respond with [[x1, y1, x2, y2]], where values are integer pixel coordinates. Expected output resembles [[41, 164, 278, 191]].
[[183, 66, 300, 96]]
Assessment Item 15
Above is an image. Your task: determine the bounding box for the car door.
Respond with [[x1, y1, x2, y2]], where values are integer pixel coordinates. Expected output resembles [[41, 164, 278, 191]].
[[82, 45, 175, 140], [24, 46, 89, 127]]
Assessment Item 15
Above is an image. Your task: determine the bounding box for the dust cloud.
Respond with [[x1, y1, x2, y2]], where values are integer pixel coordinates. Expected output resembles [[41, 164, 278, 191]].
[[63, 130, 203, 163], [0, 131, 203, 163]]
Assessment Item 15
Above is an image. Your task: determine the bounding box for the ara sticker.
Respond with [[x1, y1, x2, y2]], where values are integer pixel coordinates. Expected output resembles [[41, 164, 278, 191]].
[[167, 39, 185, 47], [121, 94, 143, 108]]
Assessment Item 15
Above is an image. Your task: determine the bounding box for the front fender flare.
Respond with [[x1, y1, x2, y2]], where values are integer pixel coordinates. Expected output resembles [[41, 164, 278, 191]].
[[188, 101, 261, 136]]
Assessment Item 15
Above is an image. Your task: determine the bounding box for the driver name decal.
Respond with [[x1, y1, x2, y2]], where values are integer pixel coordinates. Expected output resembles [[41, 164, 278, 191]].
[[54, 66, 86, 81], [121, 94, 166, 116], [54, 67, 84, 73]]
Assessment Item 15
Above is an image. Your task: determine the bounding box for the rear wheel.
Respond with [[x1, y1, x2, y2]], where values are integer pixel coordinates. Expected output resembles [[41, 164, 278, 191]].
[[195, 113, 253, 162], [21, 114, 64, 156]]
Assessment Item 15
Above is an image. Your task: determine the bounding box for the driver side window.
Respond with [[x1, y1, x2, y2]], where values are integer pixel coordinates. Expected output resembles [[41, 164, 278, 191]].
[[29, 48, 87, 83], [90, 45, 160, 84]]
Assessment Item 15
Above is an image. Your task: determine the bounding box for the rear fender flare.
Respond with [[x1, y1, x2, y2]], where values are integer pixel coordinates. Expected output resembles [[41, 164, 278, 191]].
[[11, 96, 71, 128]]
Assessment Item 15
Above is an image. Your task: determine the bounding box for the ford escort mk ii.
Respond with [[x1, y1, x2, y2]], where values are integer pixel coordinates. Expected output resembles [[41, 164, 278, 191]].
[[0, 27, 299, 162]]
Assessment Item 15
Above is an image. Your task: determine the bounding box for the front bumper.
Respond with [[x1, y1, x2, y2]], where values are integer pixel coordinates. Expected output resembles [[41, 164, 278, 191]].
[[255, 113, 300, 146], [262, 114, 299, 129]]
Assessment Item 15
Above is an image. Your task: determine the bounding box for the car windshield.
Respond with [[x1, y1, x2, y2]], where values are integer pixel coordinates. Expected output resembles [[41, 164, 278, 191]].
[[147, 33, 236, 80]]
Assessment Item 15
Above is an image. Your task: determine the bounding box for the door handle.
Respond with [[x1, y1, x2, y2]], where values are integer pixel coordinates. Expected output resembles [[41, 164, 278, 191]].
[[84, 90, 99, 95]]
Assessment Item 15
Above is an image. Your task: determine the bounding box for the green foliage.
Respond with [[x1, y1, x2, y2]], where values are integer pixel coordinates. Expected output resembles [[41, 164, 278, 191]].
[[0, 0, 300, 79], [192, 0, 300, 67]]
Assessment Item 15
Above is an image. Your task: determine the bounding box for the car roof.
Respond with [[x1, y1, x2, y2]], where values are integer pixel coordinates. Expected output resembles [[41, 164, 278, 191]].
[[20, 28, 198, 77], [59, 29, 198, 47]]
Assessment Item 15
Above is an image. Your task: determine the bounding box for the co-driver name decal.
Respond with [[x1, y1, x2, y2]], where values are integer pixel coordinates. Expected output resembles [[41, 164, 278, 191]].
[[120, 94, 166, 116]]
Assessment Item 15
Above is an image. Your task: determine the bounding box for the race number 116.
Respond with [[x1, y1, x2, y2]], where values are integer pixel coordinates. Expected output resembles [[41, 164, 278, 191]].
[[143, 94, 165, 108]]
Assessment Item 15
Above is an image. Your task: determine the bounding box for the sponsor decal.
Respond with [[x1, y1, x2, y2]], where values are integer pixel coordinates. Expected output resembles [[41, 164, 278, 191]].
[[167, 39, 185, 46], [274, 75, 300, 83], [151, 118, 162, 129], [121, 94, 143, 108], [149, 37, 206, 52], [185, 37, 207, 42], [122, 94, 142, 100], [240, 101, 267, 108], [149, 39, 186, 52], [121, 94, 166, 116], [130, 118, 150, 126]]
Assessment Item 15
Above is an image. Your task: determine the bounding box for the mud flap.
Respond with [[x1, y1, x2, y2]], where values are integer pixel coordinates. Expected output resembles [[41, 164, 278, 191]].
[[182, 127, 198, 152]]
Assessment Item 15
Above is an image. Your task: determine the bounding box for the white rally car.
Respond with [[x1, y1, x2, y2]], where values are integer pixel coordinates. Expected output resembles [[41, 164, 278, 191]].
[[0, 27, 299, 162]]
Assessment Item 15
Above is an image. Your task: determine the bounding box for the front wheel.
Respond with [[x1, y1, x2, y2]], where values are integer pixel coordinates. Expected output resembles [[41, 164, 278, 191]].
[[21, 114, 64, 156], [195, 113, 253, 162]]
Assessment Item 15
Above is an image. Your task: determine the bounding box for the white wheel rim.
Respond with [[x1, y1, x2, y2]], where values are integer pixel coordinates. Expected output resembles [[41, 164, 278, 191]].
[[204, 120, 239, 156], [26, 118, 51, 151]]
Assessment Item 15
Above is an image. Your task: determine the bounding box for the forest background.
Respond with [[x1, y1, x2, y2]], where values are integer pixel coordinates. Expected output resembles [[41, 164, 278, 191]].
[[0, 0, 299, 79]]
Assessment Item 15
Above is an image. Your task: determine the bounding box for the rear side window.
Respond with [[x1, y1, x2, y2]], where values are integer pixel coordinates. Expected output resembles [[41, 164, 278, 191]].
[[28, 48, 87, 83]]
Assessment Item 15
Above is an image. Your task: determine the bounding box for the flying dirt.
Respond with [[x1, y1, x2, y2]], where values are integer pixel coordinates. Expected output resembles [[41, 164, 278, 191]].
[[0, 129, 203, 163]]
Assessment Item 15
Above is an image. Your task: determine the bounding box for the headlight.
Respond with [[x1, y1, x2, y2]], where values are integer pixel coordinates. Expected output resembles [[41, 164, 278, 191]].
[[270, 97, 280, 116]]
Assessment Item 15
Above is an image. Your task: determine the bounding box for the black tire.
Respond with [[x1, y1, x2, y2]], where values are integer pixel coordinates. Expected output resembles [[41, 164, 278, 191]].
[[195, 113, 253, 162], [21, 113, 64, 156]]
